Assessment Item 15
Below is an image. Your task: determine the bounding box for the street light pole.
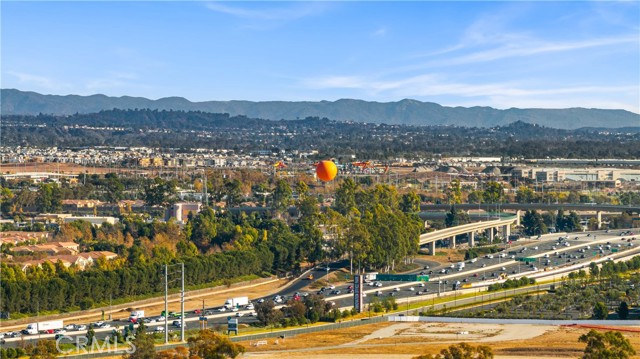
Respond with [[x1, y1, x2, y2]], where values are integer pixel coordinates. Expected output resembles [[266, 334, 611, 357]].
[[164, 264, 168, 344], [180, 262, 185, 342]]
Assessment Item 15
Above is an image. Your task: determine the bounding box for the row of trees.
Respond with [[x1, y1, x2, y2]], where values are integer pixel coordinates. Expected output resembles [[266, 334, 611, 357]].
[[1, 178, 423, 314], [521, 209, 583, 236]]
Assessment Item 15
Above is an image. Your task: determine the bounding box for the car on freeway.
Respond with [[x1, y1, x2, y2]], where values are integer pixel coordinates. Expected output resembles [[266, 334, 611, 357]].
[[245, 303, 255, 310], [53, 329, 66, 334], [408, 287, 414, 291], [375, 290, 383, 296], [172, 321, 181, 327], [217, 307, 227, 312], [235, 312, 244, 317], [394, 287, 400, 292], [257, 298, 265, 303], [154, 326, 164, 332], [76, 325, 87, 331], [65, 324, 77, 331]]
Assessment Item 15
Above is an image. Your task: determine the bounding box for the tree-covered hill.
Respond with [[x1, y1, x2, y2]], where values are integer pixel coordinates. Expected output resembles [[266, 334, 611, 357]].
[[2, 89, 638, 129]]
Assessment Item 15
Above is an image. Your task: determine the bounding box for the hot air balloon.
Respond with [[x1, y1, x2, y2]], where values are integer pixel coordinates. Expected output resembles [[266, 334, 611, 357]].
[[316, 160, 338, 182]]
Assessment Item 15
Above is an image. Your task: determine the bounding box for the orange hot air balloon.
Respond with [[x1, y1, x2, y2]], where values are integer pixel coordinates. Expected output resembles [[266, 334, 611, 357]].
[[316, 160, 338, 182]]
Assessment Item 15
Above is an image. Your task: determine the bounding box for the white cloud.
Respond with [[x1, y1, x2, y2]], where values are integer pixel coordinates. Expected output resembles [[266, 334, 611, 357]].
[[5, 71, 66, 91], [434, 36, 638, 67], [303, 72, 639, 113], [372, 27, 387, 37], [205, 2, 330, 21]]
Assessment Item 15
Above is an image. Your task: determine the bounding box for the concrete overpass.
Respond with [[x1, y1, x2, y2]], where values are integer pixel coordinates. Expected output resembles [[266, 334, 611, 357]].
[[420, 203, 640, 230], [420, 203, 640, 213], [420, 216, 518, 255]]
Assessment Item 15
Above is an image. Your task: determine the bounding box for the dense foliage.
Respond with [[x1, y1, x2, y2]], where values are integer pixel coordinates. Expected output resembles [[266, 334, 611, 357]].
[[0, 179, 422, 314], [3, 110, 639, 158]]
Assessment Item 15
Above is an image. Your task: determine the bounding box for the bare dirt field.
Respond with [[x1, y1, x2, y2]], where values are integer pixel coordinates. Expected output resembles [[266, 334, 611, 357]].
[[239, 321, 640, 359]]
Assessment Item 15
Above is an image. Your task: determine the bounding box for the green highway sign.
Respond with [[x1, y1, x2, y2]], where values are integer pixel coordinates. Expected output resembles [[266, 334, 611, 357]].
[[376, 274, 427, 282], [611, 248, 619, 253], [516, 257, 536, 263]]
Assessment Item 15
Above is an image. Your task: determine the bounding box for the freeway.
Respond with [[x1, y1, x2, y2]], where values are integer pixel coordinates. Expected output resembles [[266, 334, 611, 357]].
[[420, 203, 640, 213], [1, 229, 638, 348]]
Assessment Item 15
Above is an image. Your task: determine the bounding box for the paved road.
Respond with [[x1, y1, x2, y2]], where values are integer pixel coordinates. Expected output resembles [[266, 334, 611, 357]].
[[2, 229, 638, 348]]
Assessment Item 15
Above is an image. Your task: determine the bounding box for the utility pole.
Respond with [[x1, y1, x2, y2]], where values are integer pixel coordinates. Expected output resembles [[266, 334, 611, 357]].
[[180, 262, 185, 342], [164, 264, 168, 344]]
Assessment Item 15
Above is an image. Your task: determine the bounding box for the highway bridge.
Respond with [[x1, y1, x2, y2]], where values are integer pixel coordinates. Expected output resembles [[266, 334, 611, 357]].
[[420, 203, 640, 214], [420, 216, 518, 255]]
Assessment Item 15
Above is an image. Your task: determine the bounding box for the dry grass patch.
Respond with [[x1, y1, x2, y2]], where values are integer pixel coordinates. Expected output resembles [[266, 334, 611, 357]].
[[239, 321, 393, 352]]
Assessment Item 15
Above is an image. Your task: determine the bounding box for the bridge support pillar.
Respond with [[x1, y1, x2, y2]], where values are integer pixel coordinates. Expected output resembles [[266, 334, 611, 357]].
[[451, 236, 456, 249], [488, 228, 494, 242], [468, 232, 475, 247], [516, 210, 522, 227], [597, 211, 602, 230], [502, 225, 511, 242], [429, 241, 436, 256]]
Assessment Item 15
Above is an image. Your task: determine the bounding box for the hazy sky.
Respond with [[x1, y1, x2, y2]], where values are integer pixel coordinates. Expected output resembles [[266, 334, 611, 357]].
[[2, 1, 639, 113]]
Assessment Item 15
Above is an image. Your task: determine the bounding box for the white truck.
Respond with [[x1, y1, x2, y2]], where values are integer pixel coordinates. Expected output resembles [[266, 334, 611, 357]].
[[23, 320, 64, 335], [129, 310, 145, 323], [224, 297, 249, 309]]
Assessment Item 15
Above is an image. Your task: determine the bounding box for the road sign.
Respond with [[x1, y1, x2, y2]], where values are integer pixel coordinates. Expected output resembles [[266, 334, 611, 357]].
[[417, 275, 430, 282], [376, 274, 419, 281], [227, 318, 238, 335], [199, 316, 207, 321], [516, 257, 536, 263], [611, 248, 619, 252], [354, 275, 363, 313]]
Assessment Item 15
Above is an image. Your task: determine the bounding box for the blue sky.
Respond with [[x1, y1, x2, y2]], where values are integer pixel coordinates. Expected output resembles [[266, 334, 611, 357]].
[[2, 1, 639, 113]]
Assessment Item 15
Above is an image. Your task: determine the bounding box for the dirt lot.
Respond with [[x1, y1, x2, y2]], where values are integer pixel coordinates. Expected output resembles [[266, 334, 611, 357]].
[[239, 321, 640, 359]]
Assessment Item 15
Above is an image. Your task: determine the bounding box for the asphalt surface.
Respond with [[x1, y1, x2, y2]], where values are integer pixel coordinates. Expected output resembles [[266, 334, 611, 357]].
[[1, 229, 638, 348]]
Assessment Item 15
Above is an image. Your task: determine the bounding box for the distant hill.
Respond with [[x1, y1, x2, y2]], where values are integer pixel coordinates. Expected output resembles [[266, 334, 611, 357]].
[[2, 89, 638, 129]]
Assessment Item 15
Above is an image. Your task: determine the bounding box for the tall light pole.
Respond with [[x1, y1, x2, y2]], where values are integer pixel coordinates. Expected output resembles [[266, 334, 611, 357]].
[[180, 262, 185, 342], [164, 264, 168, 344]]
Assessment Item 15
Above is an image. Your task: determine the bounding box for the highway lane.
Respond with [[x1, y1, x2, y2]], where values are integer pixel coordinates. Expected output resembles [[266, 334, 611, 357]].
[[2, 230, 637, 348]]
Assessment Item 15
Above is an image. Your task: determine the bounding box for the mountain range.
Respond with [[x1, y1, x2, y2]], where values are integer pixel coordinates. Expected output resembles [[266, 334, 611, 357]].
[[2, 89, 638, 129]]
